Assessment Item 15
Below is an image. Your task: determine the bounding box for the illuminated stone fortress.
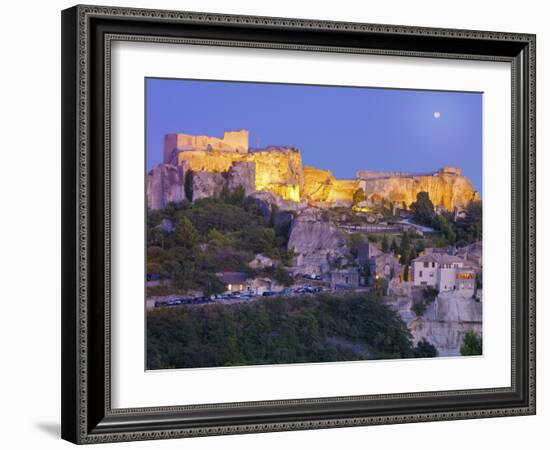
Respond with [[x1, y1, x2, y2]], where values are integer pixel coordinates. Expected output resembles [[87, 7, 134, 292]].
[[147, 129, 478, 211]]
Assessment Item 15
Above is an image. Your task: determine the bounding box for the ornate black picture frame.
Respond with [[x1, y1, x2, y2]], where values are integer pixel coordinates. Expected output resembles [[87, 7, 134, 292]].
[[61, 4, 536, 444]]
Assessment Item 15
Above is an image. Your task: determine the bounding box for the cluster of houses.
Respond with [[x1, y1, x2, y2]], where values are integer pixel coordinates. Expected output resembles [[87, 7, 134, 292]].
[[319, 240, 481, 299], [215, 239, 481, 300]]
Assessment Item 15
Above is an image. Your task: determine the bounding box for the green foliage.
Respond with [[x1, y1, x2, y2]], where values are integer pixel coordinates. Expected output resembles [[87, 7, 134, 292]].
[[399, 232, 411, 265], [390, 238, 398, 254], [184, 170, 194, 202], [353, 188, 366, 204], [259, 265, 294, 287], [147, 293, 415, 369], [413, 338, 438, 358], [454, 200, 482, 244], [410, 191, 435, 225], [403, 264, 410, 282], [348, 233, 367, 258], [222, 184, 245, 205], [433, 214, 456, 244], [176, 216, 200, 248], [422, 286, 439, 303], [412, 301, 427, 317], [460, 330, 482, 356], [147, 196, 292, 297], [381, 234, 389, 253], [364, 262, 371, 281]]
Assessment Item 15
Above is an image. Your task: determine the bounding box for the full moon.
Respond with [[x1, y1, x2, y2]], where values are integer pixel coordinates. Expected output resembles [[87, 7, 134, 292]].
[[434, 111, 441, 119]]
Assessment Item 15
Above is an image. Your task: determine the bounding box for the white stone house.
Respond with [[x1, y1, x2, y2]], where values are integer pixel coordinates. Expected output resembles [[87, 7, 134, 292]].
[[412, 253, 475, 294]]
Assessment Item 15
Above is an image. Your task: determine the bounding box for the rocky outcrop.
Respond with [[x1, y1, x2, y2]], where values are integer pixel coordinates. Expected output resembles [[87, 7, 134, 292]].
[[358, 167, 477, 211], [191, 171, 226, 201], [173, 146, 304, 202], [248, 254, 275, 270], [147, 163, 187, 210], [390, 291, 482, 357], [227, 161, 255, 196], [287, 210, 349, 274], [302, 167, 359, 205]]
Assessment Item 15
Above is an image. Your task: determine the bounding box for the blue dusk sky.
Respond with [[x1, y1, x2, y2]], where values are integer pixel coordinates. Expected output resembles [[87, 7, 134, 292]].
[[146, 78, 482, 194]]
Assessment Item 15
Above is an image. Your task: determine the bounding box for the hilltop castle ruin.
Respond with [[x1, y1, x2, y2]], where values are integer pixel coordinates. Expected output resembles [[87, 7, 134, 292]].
[[147, 129, 478, 211]]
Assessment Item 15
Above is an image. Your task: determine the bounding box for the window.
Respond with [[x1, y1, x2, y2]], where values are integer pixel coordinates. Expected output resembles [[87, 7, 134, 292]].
[[419, 270, 423, 277], [423, 261, 429, 268]]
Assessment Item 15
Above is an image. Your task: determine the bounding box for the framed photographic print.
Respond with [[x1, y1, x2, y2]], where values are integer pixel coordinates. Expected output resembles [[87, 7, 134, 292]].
[[61, 5, 536, 444]]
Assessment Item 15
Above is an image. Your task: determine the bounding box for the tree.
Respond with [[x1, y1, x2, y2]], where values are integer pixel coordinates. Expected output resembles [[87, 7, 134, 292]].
[[176, 216, 199, 248], [413, 338, 438, 358], [434, 214, 456, 244], [403, 264, 410, 282], [412, 300, 426, 317], [460, 330, 482, 356], [352, 188, 366, 204], [399, 232, 411, 264], [364, 262, 371, 284], [381, 234, 389, 253], [390, 238, 398, 254], [410, 191, 435, 225], [184, 170, 194, 202]]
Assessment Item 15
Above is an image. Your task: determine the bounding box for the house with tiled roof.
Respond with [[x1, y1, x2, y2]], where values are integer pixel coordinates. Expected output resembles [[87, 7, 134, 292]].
[[411, 253, 475, 296]]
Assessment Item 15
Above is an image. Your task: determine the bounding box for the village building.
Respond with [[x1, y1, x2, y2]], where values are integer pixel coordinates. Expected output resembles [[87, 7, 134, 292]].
[[330, 268, 360, 289], [423, 246, 456, 256], [217, 270, 285, 295], [369, 253, 401, 280], [411, 253, 476, 295], [455, 241, 482, 267], [357, 242, 382, 267], [218, 270, 248, 293]]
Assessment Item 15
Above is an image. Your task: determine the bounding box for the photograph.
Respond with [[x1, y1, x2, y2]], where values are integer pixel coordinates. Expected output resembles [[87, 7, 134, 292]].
[[145, 78, 484, 370]]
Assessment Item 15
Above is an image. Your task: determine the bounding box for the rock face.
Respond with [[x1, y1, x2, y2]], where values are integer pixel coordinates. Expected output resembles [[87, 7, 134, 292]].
[[174, 146, 303, 202], [192, 171, 226, 201], [302, 167, 359, 204], [146, 163, 187, 210], [391, 291, 482, 357], [227, 161, 256, 196], [358, 167, 477, 211], [287, 210, 349, 274]]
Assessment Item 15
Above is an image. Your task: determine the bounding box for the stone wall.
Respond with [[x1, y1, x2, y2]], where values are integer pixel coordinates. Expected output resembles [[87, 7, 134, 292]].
[[358, 167, 477, 210], [163, 129, 249, 163]]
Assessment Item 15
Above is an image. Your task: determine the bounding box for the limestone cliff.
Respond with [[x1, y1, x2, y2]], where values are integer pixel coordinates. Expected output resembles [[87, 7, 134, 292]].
[[147, 163, 187, 210], [191, 171, 226, 201], [302, 167, 359, 205], [176, 146, 303, 202], [287, 209, 349, 274], [390, 291, 482, 357], [358, 167, 477, 210]]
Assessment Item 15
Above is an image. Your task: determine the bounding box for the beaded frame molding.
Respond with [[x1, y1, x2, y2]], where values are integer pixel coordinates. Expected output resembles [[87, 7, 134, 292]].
[[61, 4, 536, 444]]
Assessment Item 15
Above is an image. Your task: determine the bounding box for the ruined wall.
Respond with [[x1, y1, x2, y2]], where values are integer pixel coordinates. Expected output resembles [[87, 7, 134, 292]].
[[358, 168, 477, 210], [163, 130, 249, 163]]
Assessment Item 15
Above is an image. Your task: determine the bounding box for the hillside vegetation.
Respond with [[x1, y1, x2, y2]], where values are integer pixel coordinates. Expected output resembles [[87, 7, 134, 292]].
[[147, 293, 422, 369], [146, 189, 292, 296]]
